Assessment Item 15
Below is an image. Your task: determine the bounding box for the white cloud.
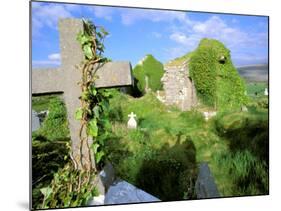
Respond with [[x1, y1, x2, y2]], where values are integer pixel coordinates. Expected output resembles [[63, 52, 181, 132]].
[[91, 6, 114, 21], [164, 14, 268, 65], [120, 9, 188, 25], [33, 53, 61, 68], [32, 60, 61, 67], [48, 53, 61, 61], [32, 2, 74, 37]]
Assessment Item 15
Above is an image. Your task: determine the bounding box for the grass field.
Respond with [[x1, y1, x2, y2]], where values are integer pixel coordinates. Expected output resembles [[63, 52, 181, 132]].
[[105, 90, 269, 199], [246, 82, 268, 97]]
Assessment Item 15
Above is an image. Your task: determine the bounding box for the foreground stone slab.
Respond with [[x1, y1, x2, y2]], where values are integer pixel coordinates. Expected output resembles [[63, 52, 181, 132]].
[[104, 180, 161, 205], [99, 162, 116, 191], [195, 162, 220, 199]]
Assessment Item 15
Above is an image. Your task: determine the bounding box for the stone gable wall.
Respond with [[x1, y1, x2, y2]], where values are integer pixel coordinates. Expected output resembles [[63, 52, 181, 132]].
[[161, 61, 197, 111]]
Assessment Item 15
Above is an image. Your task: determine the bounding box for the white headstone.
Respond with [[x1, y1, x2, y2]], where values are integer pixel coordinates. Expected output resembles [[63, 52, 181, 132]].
[[264, 88, 268, 96], [203, 111, 217, 121], [127, 112, 137, 129]]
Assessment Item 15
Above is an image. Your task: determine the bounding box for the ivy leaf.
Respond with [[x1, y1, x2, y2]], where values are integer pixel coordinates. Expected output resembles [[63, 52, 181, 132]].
[[93, 105, 100, 119], [82, 91, 90, 100], [75, 108, 83, 120], [100, 100, 109, 111], [77, 32, 91, 45], [92, 143, 100, 154], [91, 87, 97, 96], [100, 26, 109, 36], [96, 31, 103, 39], [83, 44, 93, 59], [40, 187, 52, 199], [95, 151, 105, 164], [87, 119, 98, 137]]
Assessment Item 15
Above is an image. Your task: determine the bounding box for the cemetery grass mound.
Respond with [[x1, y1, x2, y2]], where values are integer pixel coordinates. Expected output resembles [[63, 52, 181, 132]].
[[105, 90, 268, 199]]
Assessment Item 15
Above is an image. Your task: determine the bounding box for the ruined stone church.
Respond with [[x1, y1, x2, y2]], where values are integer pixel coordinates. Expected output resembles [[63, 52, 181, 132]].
[[160, 59, 197, 111]]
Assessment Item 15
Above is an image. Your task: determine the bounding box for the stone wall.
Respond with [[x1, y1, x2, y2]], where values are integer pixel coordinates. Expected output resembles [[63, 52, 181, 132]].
[[161, 61, 197, 111]]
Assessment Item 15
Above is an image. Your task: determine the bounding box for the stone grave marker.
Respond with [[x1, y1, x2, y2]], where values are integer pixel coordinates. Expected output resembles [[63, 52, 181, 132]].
[[195, 162, 220, 199], [104, 179, 160, 205], [32, 18, 133, 170], [264, 88, 268, 96], [32, 110, 40, 132], [127, 112, 137, 129]]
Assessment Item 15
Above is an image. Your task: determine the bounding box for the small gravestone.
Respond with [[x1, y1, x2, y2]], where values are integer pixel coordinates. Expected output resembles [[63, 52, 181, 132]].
[[264, 88, 268, 96], [195, 162, 220, 199], [99, 162, 115, 191], [104, 179, 160, 205], [32, 110, 40, 132], [203, 111, 217, 121], [37, 110, 49, 124], [127, 112, 137, 129]]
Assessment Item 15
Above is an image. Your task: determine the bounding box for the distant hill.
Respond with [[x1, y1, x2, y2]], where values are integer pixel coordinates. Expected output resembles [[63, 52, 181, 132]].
[[133, 54, 164, 94], [237, 64, 268, 82]]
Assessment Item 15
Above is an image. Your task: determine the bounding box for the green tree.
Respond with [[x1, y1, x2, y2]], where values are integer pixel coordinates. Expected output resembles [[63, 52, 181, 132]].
[[133, 54, 164, 95]]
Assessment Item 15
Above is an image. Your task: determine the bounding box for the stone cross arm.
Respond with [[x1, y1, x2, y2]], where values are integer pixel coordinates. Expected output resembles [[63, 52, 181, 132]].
[[128, 112, 136, 118], [32, 61, 132, 94]]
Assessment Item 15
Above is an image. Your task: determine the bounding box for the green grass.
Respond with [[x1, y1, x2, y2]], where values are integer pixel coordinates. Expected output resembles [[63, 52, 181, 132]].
[[32, 96, 70, 209], [31, 88, 269, 203], [32, 94, 62, 112], [246, 82, 268, 97], [105, 90, 269, 200], [165, 52, 194, 66]]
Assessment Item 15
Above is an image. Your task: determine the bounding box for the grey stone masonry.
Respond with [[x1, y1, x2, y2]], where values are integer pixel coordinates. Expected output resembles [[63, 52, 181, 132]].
[[161, 60, 197, 111], [195, 162, 220, 199], [32, 18, 133, 170], [104, 179, 161, 205]]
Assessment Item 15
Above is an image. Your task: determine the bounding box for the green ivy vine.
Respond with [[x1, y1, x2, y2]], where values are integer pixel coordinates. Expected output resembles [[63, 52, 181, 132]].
[[38, 19, 111, 209], [74, 19, 111, 172]]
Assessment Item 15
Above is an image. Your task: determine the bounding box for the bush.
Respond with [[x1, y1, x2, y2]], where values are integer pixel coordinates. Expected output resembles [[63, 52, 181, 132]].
[[133, 54, 164, 95]]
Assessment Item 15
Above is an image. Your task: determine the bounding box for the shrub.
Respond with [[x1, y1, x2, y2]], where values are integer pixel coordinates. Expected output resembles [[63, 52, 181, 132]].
[[133, 54, 164, 95]]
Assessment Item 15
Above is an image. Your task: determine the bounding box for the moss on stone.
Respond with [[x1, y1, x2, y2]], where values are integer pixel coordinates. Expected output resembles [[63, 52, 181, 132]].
[[188, 38, 248, 110]]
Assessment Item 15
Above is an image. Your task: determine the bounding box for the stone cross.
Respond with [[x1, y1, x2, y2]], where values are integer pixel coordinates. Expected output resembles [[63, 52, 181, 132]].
[[127, 112, 137, 129], [32, 19, 133, 170]]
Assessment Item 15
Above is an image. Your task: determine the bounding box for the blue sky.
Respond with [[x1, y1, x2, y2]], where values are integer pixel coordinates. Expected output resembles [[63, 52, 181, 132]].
[[32, 1, 268, 68]]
